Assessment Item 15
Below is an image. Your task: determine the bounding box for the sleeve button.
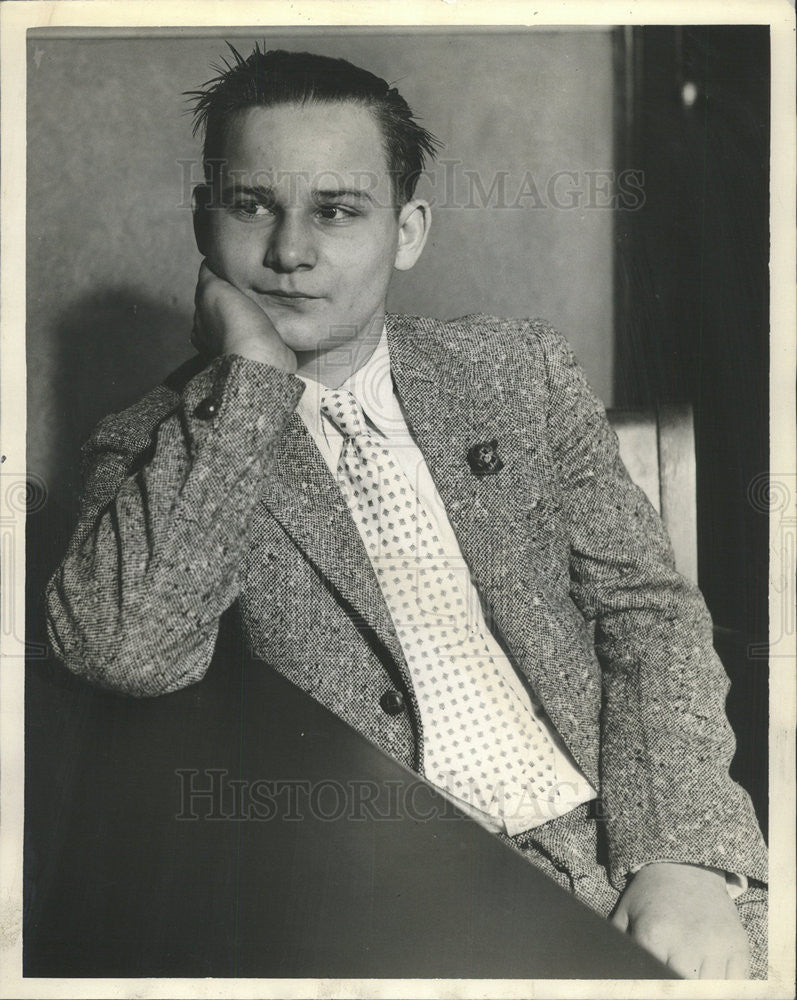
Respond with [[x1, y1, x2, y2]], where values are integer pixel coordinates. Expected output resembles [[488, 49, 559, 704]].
[[379, 690, 405, 715], [194, 396, 220, 420]]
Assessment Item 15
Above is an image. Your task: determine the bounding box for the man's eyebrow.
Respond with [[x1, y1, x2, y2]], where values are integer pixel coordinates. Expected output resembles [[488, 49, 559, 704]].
[[220, 182, 275, 199], [312, 188, 375, 204], [218, 183, 375, 205]]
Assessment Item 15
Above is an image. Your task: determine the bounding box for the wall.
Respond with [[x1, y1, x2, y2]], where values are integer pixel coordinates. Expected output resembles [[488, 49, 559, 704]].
[[26, 29, 614, 513]]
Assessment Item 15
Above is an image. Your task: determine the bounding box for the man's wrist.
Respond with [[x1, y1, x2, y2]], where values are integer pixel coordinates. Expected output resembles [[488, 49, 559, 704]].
[[632, 860, 748, 899], [223, 340, 297, 372]]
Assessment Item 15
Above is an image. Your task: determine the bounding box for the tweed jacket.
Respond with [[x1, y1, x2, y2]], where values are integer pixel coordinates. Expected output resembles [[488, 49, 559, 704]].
[[46, 312, 768, 890]]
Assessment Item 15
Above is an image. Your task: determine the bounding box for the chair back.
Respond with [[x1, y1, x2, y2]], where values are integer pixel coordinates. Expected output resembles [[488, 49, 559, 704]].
[[607, 403, 697, 582]]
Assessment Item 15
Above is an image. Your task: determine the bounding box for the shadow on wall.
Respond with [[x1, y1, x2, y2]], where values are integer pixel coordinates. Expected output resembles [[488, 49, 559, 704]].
[[46, 287, 191, 492], [27, 288, 192, 655], [24, 290, 188, 928]]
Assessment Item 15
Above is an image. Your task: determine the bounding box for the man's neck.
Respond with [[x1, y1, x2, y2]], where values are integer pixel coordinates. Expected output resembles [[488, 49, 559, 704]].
[[294, 315, 386, 389]]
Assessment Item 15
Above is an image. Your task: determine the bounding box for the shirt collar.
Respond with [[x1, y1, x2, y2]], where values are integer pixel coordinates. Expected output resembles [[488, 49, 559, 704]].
[[296, 324, 404, 441]]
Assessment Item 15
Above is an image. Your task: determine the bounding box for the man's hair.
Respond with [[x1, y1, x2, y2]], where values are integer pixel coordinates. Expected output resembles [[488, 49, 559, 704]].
[[186, 42, 442, 206]]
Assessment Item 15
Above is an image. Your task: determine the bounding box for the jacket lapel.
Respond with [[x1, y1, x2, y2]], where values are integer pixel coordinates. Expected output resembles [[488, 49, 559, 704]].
[[387, 316, 597, 778], [258, 409, 408, 679], [387, 315, 541, 605]]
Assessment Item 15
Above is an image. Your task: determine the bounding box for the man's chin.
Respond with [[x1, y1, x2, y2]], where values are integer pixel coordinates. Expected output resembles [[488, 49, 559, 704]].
[[270, 317, 363, 357], [276, 326, 340, 356]]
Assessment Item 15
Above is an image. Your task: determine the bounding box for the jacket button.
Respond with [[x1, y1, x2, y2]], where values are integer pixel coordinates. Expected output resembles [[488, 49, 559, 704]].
[[379, 690, 405, 716], [193, 396, 219, 420]]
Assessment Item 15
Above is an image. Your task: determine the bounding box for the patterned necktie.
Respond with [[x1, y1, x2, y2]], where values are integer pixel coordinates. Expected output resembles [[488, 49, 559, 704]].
[[319, 387, 558, 820]]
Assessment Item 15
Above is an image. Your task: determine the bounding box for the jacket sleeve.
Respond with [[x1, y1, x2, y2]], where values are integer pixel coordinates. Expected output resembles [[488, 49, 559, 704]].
[[533, 323, 767, 889], [45, 353, 304, 697]]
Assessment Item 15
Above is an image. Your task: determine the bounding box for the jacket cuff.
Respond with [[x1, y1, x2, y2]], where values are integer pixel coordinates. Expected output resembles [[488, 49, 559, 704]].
[[180, 353, 304, 458]]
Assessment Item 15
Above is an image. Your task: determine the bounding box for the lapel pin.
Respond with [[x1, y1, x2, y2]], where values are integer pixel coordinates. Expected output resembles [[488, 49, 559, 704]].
[[467, 439, 504, 476]]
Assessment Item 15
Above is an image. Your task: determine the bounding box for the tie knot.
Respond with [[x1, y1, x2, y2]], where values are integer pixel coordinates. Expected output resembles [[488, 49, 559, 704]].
[[319, 388, 369, 438]]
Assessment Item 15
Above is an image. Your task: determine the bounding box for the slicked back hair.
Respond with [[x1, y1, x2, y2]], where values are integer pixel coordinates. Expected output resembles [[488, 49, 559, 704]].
[[186, 43, 442, 208]]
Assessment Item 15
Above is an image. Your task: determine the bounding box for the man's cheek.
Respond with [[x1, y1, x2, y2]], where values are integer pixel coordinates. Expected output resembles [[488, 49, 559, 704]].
[[205, 225, 248, 283]]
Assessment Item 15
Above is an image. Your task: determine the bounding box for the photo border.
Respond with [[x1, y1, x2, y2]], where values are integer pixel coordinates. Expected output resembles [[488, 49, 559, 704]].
[[2, 2, 794, 998]]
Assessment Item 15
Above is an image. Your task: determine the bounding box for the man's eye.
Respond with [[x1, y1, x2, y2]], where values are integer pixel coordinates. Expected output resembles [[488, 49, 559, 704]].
[[234, 200, 272, 218], [315, 204, 357, 222]]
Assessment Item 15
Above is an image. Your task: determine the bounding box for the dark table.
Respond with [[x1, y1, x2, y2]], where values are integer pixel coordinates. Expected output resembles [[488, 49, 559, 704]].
[[25, 611, 674, 979]]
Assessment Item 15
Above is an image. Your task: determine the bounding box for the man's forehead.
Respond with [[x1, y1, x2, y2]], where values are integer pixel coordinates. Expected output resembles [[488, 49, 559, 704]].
[[220, 101, 390, 179]]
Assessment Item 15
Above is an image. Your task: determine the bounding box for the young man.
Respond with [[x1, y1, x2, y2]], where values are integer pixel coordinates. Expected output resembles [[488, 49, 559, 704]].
[[46, 45, 768, 979]]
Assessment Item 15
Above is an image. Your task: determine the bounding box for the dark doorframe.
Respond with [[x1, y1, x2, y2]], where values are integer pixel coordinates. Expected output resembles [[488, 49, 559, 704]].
[[613, 25, 771, 832]]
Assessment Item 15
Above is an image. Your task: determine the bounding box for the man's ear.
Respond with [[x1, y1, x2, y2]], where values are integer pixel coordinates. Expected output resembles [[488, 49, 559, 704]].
[[192, 184, 212, 256], [394, 199, 431, 272]]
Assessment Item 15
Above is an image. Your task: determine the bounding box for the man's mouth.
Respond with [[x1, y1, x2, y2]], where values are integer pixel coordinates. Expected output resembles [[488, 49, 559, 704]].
[[256, 289, 321, 300]]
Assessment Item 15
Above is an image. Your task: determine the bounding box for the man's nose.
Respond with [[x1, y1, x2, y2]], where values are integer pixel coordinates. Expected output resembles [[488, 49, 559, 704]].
[[263, 213, 317, 272]]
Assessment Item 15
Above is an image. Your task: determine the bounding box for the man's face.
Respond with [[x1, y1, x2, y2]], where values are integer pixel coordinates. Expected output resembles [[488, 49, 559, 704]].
[[197, 101, 413, 357]]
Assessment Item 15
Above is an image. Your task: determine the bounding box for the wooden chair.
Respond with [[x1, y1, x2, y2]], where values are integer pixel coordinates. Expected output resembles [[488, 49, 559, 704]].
[[608, 403, 698, 583]]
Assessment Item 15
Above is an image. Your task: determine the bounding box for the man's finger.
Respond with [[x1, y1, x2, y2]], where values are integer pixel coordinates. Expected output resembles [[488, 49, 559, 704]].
[[698, 953, 729, 979], [190, 311, 209, 355], [634, 936, 671, 970], [665, 948, 703, 980], [725, 950, 751, 980], [195, 260, 216, 304], [610, 906, 629, 933]]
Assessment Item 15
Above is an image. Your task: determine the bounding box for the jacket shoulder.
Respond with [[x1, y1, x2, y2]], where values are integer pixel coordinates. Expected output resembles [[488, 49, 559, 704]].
[[388, 311, 570, 367]]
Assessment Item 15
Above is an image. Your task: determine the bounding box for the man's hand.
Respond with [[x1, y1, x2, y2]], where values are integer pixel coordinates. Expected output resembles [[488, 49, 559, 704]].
[[611, 862, 750, 979], [191, 261, 298, 372]]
